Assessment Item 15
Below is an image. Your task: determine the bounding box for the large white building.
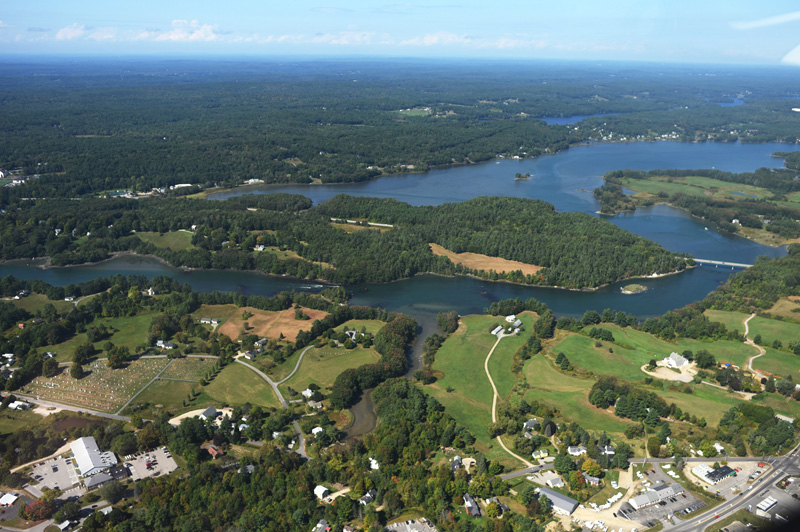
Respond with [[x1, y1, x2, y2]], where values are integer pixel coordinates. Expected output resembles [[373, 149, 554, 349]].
[[71, 437, 118, 477]]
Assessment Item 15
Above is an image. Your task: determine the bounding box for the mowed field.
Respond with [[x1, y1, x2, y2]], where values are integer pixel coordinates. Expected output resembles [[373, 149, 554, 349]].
[[45, 312, 157, 363], [752, 347, 800, 379], [766, 297, 800, 322], [135, 230, 195, 251], [26, 358, 169, 413], [704, 310, 750, 335], [212, 305, 329, 342], [618, 175, 772, 202], [429, 243, 542, 276], [160, 357, 218, 381], [424, 313, 533, 466], [8, 293, 74, 314], [279, 345, 381, 394]]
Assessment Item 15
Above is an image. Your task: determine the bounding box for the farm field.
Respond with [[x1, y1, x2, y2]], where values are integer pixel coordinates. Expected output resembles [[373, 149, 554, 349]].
[[703, 310, 750, 334], [160, 357, 218, 381], [429, 243, 542, 276], [751, 347, 800, 380], [279, 346, 381, 394], [554, 332, 650, 382], [135, 231, 195, 251], [487, 312, 535, 398], [8, 293, 74, 314], [658, 384, 743, 426], [765, 297, 800, 322], [25, 358, 170, 412], [424, 314, 513, 465], [747, 316, 800, 348], [214, 305, 329, 342], [618, 175, 772, 202], [201, 362, 281, 408], [45, 311, 157, 363], [523, 356, 631, 436]]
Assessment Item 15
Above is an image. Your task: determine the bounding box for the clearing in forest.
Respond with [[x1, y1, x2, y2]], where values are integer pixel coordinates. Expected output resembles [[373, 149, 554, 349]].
[[429, 243, 542, 276], [215, 305, 329, 342]]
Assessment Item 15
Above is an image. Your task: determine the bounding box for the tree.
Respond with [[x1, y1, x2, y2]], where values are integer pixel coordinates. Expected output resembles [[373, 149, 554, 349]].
[[99, 480, 126, 503], [42, 357, 60, 378], [538, 494, 552, 514], [581, 457, 602, 477], [486, 502, 501, 518], [553, 454, 575, 475], [70, 362, 83, 379], [647, 436, 662, 458]]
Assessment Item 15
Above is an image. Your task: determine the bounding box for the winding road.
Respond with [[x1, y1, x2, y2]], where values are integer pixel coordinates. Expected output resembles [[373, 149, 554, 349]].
[[744, 313, 767, 380], [484, 334, 534, 468]]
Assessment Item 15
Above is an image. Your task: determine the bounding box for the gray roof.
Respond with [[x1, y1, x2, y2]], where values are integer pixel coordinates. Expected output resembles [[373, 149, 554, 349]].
[[201, 406, 218, 419], [538, 487, 579, 514], [85, 471, 113, 490]]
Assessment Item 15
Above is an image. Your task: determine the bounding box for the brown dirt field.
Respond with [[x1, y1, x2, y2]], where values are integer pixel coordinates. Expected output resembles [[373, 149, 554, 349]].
[[52, 415, 106, 432], [217, 306, 329, 342], [429, 243, 543, 276]]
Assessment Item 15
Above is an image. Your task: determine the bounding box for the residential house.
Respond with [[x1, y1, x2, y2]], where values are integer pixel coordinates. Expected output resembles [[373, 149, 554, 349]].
[[463, 493, 481, 518], [311, 519, 330, 532], [312, 426, 324, 437], [314, 485, 330, 500], [199, 406, 219, 421], [451, 455, 463, 473], [484, 497, 509, 516], [155, 340, 176, 350], [207, 445, 224, 459], [546, 477, 565, 488], [663, 351, 688, 368], [567, 445, 587, 456], [505, 315, 516, 323], [512, 319, 523, 329], [600, 445, 616, 456], [582, 472, 600, 486], [369, 457, 380, 470], [532, 449, 549, 460], [307, 400, 323, 409], [359, 489, 377, 506], [522, 418, 539, 432]]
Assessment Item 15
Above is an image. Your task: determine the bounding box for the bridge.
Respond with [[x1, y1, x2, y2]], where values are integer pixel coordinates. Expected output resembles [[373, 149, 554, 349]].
[[685, 258, 754, 269]]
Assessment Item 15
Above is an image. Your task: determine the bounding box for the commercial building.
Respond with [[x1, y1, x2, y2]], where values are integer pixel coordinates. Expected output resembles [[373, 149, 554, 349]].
[[538, 487, 579, 515], [71, 437, 118, 477], [629, 482, 684, 510]]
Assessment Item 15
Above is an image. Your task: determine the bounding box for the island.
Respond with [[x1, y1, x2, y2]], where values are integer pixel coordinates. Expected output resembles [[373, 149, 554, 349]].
[[620, 283, 647, 294]]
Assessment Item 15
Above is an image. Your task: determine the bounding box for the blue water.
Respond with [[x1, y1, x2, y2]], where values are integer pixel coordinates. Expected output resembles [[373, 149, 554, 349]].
[[540, 113, 620, 125]]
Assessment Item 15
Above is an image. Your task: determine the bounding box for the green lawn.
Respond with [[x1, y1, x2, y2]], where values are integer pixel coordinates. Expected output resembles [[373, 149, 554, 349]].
[[130, 379, 196, 411], [202, 362, 281, 408], [523, 356, 631, 434], [704, 310, 750, 335], [336, 319, 386, 336], [9, 293, 74, 315], [619, 175, 772, 202], [753, 394, 800, 420], [555, 332, 650, 382], [752, 347, 800, 379], [160, 357, 218, 381], [488, 313, 535, 398], [0, 409, 43, 435], [278, 345, 381, 394], [659, 384, 743, 426], [748, 316, 800, 347], [135, 231, 195, 251], [47, 311, 157, 363]]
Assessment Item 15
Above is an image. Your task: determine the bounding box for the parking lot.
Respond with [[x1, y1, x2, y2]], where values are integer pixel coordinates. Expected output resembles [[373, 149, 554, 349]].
[[385, 518, 438, 532], [30, 455, 79, 492], [124, 447, 178, 480], [616, 465, 704, 527]]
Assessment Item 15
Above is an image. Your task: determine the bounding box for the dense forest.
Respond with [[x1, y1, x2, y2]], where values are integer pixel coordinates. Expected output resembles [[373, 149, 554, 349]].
[[1, 59, 800, 200], [0, 194, 687, 289]]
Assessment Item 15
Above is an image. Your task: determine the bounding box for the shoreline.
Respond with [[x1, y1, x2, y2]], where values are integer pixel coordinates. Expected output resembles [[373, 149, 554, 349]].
[[1, 251, 692, 295]]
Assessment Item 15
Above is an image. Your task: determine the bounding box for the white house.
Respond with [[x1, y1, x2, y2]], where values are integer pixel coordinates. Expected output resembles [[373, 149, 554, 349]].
[[314, 485, 330, 500], [546, 477, 564, 488], [663, 352, 688, 368], [71, 437, 118, 477], [312, 426, 324, 437], [8, 401, 31, 411], [491, 326, 503, 336], [567, 445, 587, 456], [301, 388, 315, 399], [505, 315, 516, 323], [199, 406, 219, 421], [369, 457, 380, 470]]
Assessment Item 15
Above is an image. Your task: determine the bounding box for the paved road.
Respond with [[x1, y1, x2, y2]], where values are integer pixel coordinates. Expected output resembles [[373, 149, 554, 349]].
[[665, 442, 800, 532], [13, 395, 130, 422], [277, 345, 314, 385], [499, 464, 553, 481]]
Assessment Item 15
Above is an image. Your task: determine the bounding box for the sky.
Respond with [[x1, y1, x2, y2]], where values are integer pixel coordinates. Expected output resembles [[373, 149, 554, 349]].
[[2, 1, 800, 65]]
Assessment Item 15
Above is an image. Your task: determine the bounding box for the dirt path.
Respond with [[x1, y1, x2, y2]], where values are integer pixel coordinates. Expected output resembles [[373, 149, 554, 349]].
[[744, 313, 767, 381], [10, 442, 71, 473], [484, 335, 533, 468], [277, 345, 314, 385]]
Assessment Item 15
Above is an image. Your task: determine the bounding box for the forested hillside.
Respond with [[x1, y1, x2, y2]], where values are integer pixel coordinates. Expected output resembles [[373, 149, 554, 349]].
[[0, 194, 687, 289]]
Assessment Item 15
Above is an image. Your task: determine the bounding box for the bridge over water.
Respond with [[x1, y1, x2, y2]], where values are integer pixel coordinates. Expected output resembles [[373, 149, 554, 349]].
[[685, 258, 754, 269]]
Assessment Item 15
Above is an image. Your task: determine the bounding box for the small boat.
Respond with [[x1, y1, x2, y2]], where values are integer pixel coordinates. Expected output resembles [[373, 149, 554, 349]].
[[705, 227, 708, 230]]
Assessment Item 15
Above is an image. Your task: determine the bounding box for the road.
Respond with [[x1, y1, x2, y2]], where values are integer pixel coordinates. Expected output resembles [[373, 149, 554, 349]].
[[484, 333, 534, 468], [114, 359, 175, 415], [12, 395, 130, 422], [277, 345, 314, 385], [499, 464, 553, 481], [660, 442, 800, 532], [744, 313, 767, 380]]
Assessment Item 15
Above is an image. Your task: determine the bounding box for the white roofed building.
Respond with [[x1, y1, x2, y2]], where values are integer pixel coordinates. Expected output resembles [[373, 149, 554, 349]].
[[71, 437, 118, 477]]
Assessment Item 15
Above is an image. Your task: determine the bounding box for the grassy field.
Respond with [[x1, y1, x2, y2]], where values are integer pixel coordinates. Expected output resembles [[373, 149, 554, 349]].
[[135, 231, 195, 251], [201, 362, 281, 408], [25, 357, 170, 412], [278, 345, 381, 394], [0, 409, 43, 435], [130, 379, 196, 411], [522, 356, 631, 435], [658, 384, 743, 426], [748, 316, 800, 347], [46, 311, 157, 363], [618, 175, 772, 202], [766, 297, 800, 322], [487, 313, 535, 398], [554, 332, 650, 382], [751, 347, 800, 379], [160, 357, 218, 381], [703, 310, 750, 334], [424, 314, 518, 466], [216, 305, 329, 342], [8, 293, 74, 314], [430, 243, 542, 276], [336, 319, 386, 336], [396, 108, 430, 117]]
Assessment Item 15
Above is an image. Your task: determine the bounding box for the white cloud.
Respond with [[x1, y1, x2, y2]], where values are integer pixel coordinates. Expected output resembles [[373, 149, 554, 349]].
[[781, 44, 800, 65], [0, 20, 12, 28], [155, 20, 219, 42], [732, 11, 800, 30], [399, 32, 474, 46], [311, 31, 376, 46], [56, 23, 86, 40], [89, 28, 118, 41]]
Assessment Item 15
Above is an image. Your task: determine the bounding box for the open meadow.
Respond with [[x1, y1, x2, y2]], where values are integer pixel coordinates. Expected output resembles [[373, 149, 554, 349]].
[[160, 357, 218, 381], [279, 345, 381, 394], [45, 311, 156, 363], [135, 231, 195, 251], [8, 293, 74, 314], [213, 304, 328, 342], [429, 243, 542, 276]]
